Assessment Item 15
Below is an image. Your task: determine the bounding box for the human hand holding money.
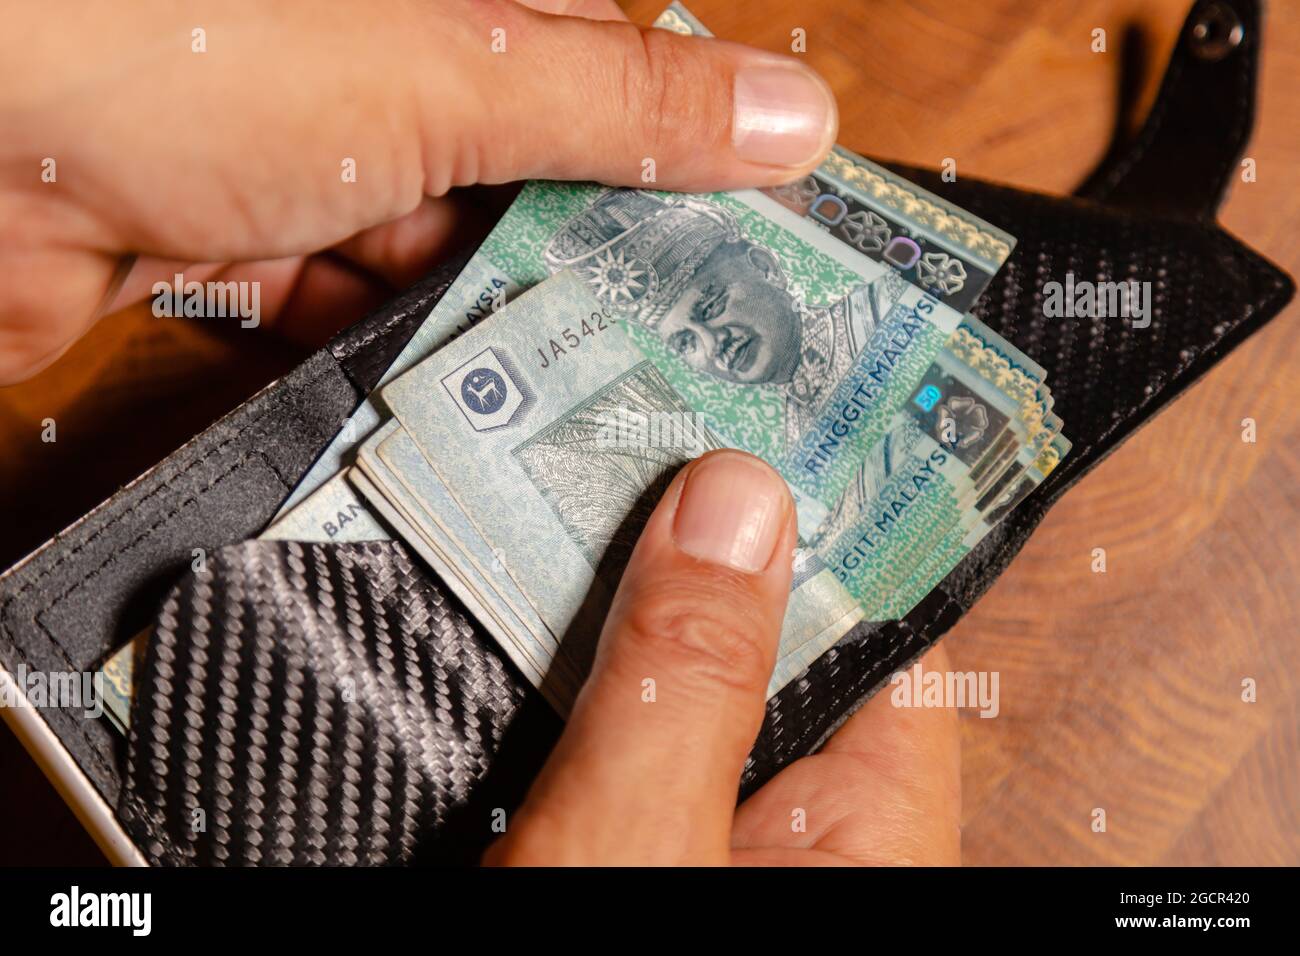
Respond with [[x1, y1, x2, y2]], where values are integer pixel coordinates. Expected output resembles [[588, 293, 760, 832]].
[[99, 3, 1066, 734], [84, 3, 1056, 877], [484, 450, 959, 865], [0, 0, 838, 384]]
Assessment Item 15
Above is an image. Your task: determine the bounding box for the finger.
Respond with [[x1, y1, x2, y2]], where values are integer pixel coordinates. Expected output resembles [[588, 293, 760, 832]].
[[182, 255, 394, 346], [0, 246, 121, 384], [106, 193, 485, 320], [515, 0, 626, 20], [1, 0, 834, 381], [443, 2, 839, 190], [248, 254, 393, 346], [731, 641, 962, 866], [329, 194, 490, 288], [487, 449, 797, 865], [106, 259, 228, 314]]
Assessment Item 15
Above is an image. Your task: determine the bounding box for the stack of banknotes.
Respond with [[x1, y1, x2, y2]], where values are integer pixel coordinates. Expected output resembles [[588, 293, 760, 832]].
[[99, 2, 1068, 729]]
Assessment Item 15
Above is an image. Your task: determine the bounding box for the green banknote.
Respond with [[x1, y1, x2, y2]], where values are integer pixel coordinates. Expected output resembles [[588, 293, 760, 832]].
[[353, 418, 589, 709], [97, 2, 1034, 730], [380, 271, 865, 700], [473, 180, 972, 540], [812, 343, 1029, 615], [813, 311, 1072, 620], [270, 3, 1016, 545], [351, 416, 859, 711], [658, 0, 1028, 514], [660, 1, 1016, 315], [881, 434, 1072, 618]]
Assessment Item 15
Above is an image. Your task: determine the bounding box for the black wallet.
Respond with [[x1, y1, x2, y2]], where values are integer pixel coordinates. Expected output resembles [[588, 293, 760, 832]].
[[1, 0, 1292, 865]]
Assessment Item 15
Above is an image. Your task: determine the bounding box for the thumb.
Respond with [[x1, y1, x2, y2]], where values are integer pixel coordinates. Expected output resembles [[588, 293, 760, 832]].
[[487, 450, 796, 865], [446, 3, 839, 190]]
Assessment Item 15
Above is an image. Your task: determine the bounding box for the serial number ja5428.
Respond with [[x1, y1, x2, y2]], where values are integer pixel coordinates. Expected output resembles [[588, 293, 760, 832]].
[[536, 309, 616, 368]]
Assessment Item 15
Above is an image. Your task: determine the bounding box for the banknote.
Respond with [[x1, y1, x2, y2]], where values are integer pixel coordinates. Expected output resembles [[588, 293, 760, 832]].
[[357, 419, 848, 692], [764, 150, 1012, 314], [99, 636, 136, 735], [352, 417, 856, 708], [264, 470, 389, 542], [840, 317, 1073, 619], [658, 1, 1029, 518], [97, 1, 1039, 730], [272, 2, 1017, 543], [881, 434, 1073, 618], [353, 418, 589, 706], [487, 183, 978, 536], [812, 343, 1028, 614], [658, 2, 1016, 314], [380, 270, 865, 700]]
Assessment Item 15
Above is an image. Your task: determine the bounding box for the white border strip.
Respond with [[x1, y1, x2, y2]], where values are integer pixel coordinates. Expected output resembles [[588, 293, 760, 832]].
[[0, 661, 148, 867]]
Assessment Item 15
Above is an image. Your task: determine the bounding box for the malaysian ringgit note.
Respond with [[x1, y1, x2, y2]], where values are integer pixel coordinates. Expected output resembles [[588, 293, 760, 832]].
[[659, 1, 1015, 313], [269, 3, 1016, 543], [655, 1, 1052, 524], [378, 271, 864, 702], [351, 417, 589, 709], [350, 378, 860, 710], [97, 2, 1031, 727]]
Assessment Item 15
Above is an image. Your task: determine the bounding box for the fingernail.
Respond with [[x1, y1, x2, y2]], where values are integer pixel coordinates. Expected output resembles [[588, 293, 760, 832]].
[[732, 63, 837, 168], [673, 452, 789, 574]]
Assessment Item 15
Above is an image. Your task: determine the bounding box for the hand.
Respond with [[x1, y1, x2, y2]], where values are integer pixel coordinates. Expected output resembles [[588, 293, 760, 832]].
[[485, 450, 961, 865], [0, 0, 837, 383]]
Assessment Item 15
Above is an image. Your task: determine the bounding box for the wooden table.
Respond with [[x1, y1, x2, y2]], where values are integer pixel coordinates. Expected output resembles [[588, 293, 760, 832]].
[[2, 0, 1296, 864]]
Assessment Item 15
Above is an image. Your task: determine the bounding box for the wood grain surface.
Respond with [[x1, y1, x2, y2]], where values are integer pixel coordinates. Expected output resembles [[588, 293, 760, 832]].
[[2, 0, 1296, 865]]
